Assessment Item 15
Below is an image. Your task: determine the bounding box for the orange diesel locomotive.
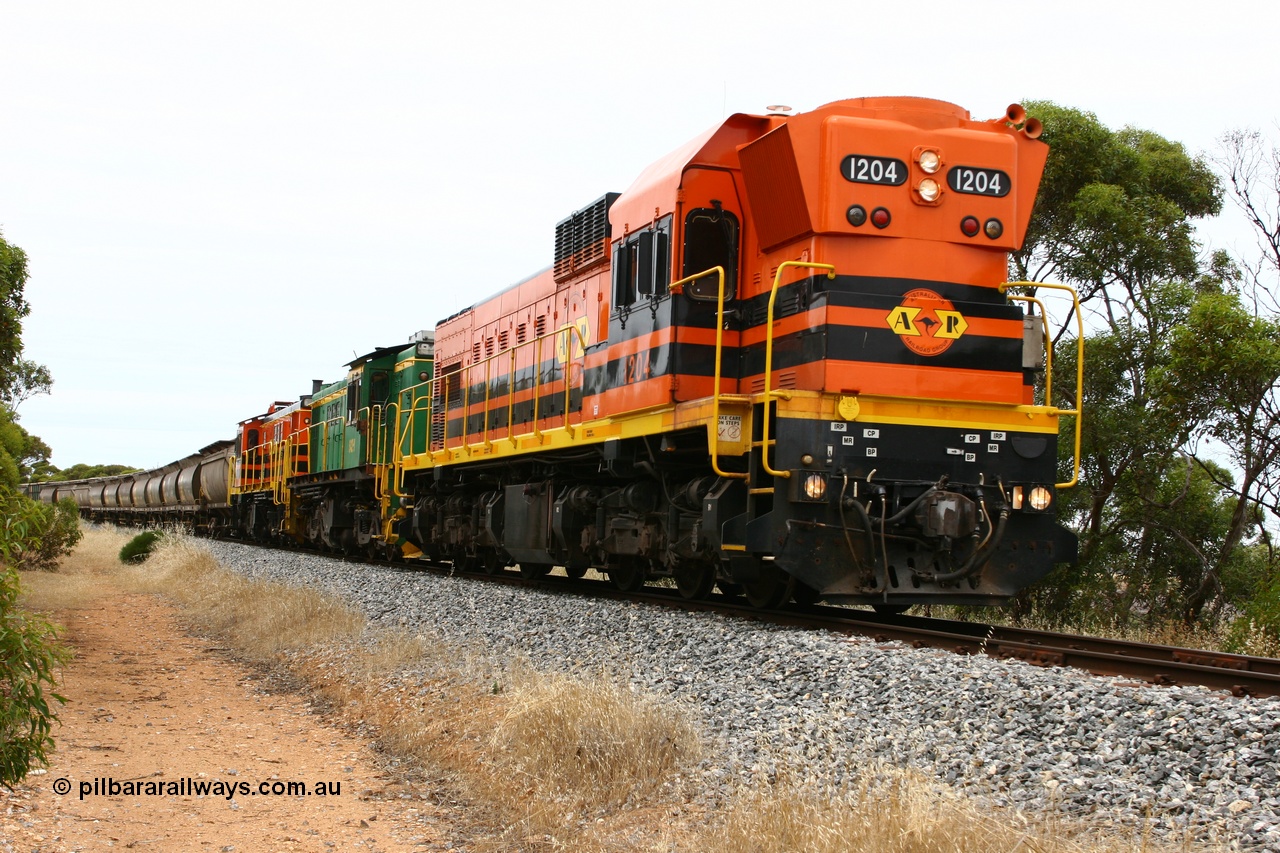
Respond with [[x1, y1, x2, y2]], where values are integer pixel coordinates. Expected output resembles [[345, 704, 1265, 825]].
[[54, 96, 1082, 613], [388, 96, 1082, 610]]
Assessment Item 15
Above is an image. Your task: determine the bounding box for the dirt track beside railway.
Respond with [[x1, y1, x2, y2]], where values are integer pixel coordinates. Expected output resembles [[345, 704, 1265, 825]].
[[1, 576, 456, 852]]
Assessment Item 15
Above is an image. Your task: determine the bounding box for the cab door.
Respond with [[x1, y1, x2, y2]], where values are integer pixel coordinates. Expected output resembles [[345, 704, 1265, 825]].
[[671, 202, 740, 402]]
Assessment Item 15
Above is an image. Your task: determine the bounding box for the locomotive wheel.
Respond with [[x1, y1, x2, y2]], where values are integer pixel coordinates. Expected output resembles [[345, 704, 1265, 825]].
[[742, 561, 795, 609], [608, 556, 647, 592], [519, 562, 550, 580], [674, 561, 715, 600], [563, 564, 588, 580], [481, 549, 504, 575]]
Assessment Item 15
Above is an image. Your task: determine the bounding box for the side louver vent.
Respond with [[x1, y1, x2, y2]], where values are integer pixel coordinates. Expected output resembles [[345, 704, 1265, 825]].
[[554, 192, 620, 283]]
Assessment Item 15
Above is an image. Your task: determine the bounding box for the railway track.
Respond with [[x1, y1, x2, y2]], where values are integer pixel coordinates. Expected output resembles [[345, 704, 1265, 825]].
[[563, 581, 1280, 699], [222, 536, 1280, 700]]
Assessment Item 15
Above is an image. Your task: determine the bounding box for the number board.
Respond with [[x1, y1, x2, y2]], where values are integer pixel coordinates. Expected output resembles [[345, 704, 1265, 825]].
[[946, 166, 1010, 197], [841, 155, 907, 186]]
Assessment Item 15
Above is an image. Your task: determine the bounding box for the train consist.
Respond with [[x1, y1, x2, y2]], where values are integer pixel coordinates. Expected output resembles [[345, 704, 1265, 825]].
[[43, 96, 1084, 611]]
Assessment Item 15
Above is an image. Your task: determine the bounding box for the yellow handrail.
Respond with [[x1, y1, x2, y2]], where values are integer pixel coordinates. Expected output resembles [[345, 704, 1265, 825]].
[[432, 321, 591, 461], [1000, 281, 1085, 489], [363, 405, 384, 500], [670, 265, 746, 480], [505, 349, 518, 446], [392, 381, 435, 495], [761, 261, 836, 478]]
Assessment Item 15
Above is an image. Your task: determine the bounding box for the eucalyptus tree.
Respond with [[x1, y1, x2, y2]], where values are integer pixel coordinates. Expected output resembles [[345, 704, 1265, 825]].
[[1009, 102, 1228, 624]]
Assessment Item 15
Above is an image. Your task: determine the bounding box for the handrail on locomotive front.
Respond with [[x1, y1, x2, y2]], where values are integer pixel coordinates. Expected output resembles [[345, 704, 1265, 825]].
[[669, 265, 748, 481], [1000, 281, 1085, 490], [670, 262, 837, 482]]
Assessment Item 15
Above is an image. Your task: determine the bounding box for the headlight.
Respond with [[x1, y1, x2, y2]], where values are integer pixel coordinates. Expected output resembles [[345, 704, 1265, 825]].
[[918, 179, 941, 202], [803, 473, 827, 501], [918, 149, 941, 173], [1029, 486, 1053, 511]]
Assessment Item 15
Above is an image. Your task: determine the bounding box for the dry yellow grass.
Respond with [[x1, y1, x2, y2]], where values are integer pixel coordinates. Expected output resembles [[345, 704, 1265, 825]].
[[17, 563, 103, 612], [490, 671, 702, 811], [700, 772, 1197, 853], [121, 533, 364, 657], [16, 525, 129, 612]]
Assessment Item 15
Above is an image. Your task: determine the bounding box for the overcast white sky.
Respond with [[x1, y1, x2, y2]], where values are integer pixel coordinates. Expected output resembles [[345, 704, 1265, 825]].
[[2, 1, 1276, 469]]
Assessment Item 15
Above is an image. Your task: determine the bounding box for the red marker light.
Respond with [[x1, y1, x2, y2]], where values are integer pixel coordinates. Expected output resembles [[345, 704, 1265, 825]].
[[871, 207, 891, 229], [960, 216, 980, 237]]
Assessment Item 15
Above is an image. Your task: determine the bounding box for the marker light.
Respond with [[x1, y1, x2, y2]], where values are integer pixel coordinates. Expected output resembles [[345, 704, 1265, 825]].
[[871, 207, 891, 229], [961, 216, 981, 237], [918, 149, 941, 173], [918, 179, 941, 202], [985, 218, 1004, 239], [847, 205, 867, 227]]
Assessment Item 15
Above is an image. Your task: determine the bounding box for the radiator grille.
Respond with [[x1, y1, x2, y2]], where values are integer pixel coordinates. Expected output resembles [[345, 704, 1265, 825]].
[[554, 193, 619, 282]]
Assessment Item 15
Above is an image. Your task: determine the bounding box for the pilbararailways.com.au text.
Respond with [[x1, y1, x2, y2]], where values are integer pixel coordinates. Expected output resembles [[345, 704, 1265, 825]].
[[54, 776, 342, 801]]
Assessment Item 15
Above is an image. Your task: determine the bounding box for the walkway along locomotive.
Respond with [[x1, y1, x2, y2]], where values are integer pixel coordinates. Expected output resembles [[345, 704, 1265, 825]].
[[55, 96, 1084, 611]]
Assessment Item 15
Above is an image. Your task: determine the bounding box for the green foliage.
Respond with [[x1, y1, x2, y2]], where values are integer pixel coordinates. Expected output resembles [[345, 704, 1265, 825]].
[[0, 406, 55, 488], [0, 567, 68, 788], [119, 530, 165, 565], [1223, 556, 1280, 656], [0, 230, 32, 394], [0, 229, 54, 488], [0, 486, 72, 786], [1, 358, 51, 409], [43, 463, 140, 482], [1015, 102, 1221, 299], [0, 419, 20, 489], [1223, 581, 1280, 653], [1005, 102, 1272, 628], [0, 489, 83, 572]]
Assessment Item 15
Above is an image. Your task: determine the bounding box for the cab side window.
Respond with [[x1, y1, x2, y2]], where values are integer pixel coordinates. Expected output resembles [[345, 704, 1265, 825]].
[[612, 217, 672, 310], [346, 376, 362, 424]]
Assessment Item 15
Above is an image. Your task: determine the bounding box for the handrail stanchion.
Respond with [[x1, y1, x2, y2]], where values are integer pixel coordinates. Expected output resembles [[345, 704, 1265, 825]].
[[669, 265, 747, 481], [1000, 281, 1085, 489], [761, 262, 836, 479]]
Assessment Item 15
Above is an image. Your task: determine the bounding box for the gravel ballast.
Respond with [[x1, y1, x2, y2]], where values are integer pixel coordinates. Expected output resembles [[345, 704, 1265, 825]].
[[203, 540, 1280, 849]]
